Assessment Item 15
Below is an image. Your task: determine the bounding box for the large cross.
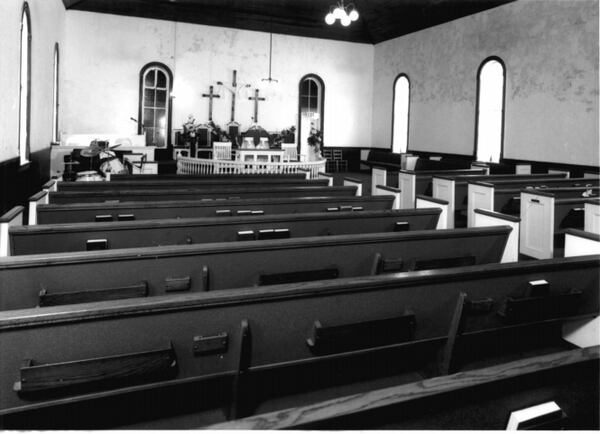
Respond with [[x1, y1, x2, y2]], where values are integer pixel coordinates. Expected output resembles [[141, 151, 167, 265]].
[[202, 85, 220, 121], [248, 88, 266, 124]]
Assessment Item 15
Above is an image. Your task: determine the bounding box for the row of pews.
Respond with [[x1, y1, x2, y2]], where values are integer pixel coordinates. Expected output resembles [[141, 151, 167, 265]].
[[372, 164, 600, 259], [0, 168, 598, 429]]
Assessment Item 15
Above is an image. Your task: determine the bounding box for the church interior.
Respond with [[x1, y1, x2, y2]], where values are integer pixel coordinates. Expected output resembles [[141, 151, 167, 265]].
[[0, 0, 599, 429]]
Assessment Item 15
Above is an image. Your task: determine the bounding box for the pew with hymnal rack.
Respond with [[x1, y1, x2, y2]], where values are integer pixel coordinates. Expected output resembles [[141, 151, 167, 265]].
[[0, 255, 597, 429], [6, 208, 441, 255], [0, 226, 510, 310]]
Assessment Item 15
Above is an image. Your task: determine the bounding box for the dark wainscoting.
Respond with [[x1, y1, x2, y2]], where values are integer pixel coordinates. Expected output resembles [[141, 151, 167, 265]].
[[0, 147, 51, 216]]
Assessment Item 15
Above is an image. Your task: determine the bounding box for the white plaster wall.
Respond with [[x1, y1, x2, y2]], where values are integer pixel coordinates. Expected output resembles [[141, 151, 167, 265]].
[[371, 0, 599, 166], [62, 11, 374, 148], [0, 0, 65, 163]]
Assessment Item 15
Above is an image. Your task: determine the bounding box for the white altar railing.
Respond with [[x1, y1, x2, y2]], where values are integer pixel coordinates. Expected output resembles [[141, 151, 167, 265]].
[[177, 156, 326, 179]]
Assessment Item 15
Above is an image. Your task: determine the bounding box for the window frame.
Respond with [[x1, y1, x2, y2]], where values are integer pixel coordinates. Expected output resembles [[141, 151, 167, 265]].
[[390, 73, 411, 154], [474, 56, 506, 163], [52, 42, 60, 144], [18, 2, 32, 166], [138, 62, 173, 148], [297, 74, 325, 152]]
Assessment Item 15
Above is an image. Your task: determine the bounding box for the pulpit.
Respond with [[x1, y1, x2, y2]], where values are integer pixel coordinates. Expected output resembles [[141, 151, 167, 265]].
[[212, 142, 232, 160]]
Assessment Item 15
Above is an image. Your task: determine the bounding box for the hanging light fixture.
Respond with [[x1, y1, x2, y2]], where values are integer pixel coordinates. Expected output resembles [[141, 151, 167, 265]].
[[261, 32, 279, 85], [325, 1, 359, 26]]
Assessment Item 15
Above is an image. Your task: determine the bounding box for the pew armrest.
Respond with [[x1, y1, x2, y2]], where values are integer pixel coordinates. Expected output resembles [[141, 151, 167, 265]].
[[317, 172, 334, 187], [564, 228, 600, 257], [371, 167, 388, 196], [343, 177, 362, 196], [14, 343, 178, 395], [373, 185, 400, 209], [416, 195, 448, 229], [473, 209, 520, 263], [28, 191, 49, 225], [0, 206, 24, 257]]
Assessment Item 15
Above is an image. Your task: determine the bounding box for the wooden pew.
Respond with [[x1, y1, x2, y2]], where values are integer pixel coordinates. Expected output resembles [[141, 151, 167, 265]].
[[467, 177, 600, 226], [210, 346, 599, 430], [0, 226, 510, 311], [53, 177, 330, 191], [34, 195, 396, 225], [46, 185, 358, 204], [112, 173, 307, 181], [6, 208, 441, 255], [519, 190, 598, 259], [564, 228, 600, 257], [431, 173, 569, 228], [0, 255, 597, 429]]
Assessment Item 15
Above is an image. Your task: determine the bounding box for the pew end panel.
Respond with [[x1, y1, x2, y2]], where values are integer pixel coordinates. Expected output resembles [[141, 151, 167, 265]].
[[42, 179, 58, 193], [373, 186, 400, 209], [432, 176, 455, 228], [28, 191, 49, 226], [317, 172, 334, 187], [519, 191, 555, 259], [398, 171, 416, 209], [416, 195, 448, 230], [343, 177, 362, 196], [473, 209, 519, 263], [371, 166, 387, 196], [0, 207, 24, 257], [564, 228, 600, 257], [584, 200, 600, 234], [467, 182, 495, 227]]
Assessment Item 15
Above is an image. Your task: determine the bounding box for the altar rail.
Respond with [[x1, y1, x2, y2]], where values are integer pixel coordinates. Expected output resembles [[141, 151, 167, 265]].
[[177, 156, 326, 179]]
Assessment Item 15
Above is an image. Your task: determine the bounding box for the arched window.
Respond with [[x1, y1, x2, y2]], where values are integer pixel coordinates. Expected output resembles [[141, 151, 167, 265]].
[[391, 74, 410, 154], [297, 74, 325, 154], [52, 43, 59, 143], [139, 63, 173, 147], [18, 2, 31, 165], [475, 57, 505, 163]]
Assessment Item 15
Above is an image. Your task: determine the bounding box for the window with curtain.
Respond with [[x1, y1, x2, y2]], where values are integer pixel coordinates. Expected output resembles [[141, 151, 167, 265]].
[[139, 63, 172, 147], [52, 43, 59, 143], [392, 74, 410, 154], [476, 58, 505, 163], [18, 2, 31, 165]]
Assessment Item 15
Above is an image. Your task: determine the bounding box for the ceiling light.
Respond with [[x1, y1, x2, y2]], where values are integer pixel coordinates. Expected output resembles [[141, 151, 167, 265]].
[[325, 1, 359, 27]]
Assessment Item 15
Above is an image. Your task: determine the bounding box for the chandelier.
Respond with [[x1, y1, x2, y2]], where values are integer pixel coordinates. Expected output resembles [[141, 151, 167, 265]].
[[325, 1, 359, 27]]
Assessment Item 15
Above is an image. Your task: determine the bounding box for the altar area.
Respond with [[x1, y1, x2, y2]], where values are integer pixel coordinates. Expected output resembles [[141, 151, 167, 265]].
[[177, 150, 326, 178]]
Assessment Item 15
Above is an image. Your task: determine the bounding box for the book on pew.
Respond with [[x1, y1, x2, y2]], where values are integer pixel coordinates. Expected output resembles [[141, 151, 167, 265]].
[[506, 401, 565, 430]]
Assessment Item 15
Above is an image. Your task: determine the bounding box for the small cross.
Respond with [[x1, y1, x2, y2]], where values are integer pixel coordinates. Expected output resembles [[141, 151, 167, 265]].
[[202, 85, 221, 121], [248, 89, 266, 124]]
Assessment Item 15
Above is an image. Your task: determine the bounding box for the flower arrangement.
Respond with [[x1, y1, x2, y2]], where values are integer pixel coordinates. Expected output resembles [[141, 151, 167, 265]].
[[307, 128, 323, 153], [273, 125, 296, 147], [207, 121, 230, 142]]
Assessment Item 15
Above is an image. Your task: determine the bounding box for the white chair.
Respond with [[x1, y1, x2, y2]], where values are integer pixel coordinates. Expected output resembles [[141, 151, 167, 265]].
[[257, 137, 270, 149], [212, 142, 232, 160], [242, 137, 255, 149], [282, 143, 298, 161]]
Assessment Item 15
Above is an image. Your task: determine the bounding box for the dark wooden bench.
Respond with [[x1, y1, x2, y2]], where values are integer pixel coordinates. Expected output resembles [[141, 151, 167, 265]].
[[111, 173, 307, 181], [6, 208, 441, 255], [0, 255, 596, 429], [0, 226, 510, 310], [211, 346, 599, 430], [47, 185, 358, 204], [53, 177, 330, 191], [33, 195, 395, 225], [468, 177, 600, 225]]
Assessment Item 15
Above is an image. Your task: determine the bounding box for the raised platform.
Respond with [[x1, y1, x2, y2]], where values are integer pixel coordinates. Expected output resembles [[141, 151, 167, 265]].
[[177, 156, 326, 178]]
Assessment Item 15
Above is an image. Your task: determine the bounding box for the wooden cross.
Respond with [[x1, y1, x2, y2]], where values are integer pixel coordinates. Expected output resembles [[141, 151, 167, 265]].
[[248, 89, 266, 124], [202, 85, 220, 121]]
